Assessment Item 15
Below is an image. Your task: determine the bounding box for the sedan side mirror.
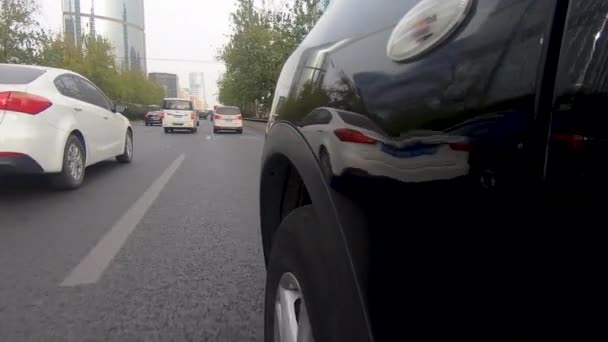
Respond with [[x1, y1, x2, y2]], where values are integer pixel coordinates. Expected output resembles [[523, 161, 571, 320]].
[[115, 104, 127, 113]]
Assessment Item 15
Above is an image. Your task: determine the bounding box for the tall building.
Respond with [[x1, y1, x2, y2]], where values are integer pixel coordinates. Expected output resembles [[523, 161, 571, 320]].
[[62, 0, 147, 73], [179, 88, 191, 99], [189, 72, 206, 106], [149, 73, 179, 98]]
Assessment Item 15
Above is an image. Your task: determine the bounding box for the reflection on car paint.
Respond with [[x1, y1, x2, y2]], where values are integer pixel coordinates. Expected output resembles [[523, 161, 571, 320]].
[[264, 0, 608, 338]]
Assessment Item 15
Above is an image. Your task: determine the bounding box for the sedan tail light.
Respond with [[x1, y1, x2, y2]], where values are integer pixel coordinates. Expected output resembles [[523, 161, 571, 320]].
[[552, 134, 587, 149], [161, 112, 165, 119], [334, 128, 377, 144], [214, 114, 221, 120], [237, 114, 243, 120], [449, 142, 471, 151], [0, 152, 26, 158], [191, 112, 195, 120], [0, 91, 52, 115]]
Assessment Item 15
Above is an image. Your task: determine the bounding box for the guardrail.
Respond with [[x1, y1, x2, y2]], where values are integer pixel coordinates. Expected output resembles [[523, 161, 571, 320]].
[[243, 118, 269, 123]]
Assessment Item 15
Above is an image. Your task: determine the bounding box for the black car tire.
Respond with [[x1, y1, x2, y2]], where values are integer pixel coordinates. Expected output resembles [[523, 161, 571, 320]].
[[116, 130, 133, 163], [145, 122, 149, 126], [164, 128, 169, 133], [51, 134, 85, 190], [238, 128, 243, 134], [265, 205, 359, 342], [213, 128, 218, 134]]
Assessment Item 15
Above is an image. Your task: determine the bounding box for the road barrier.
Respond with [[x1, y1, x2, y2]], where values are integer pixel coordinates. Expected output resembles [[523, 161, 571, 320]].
[[243, 118, 269, 123]]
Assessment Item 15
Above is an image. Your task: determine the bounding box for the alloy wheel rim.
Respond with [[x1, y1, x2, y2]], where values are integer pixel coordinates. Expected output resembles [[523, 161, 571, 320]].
[[274, 272, 314, 342], [126, 134, 133, 158], [67, 143, 83, 181]]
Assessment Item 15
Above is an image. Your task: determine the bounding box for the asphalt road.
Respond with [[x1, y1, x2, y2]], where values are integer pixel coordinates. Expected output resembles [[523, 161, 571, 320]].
[[0, 120, 268, 341]]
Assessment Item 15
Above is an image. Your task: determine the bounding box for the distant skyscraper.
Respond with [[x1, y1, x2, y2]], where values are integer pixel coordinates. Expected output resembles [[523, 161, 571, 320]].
[[149, 73, 179, 98], [62, 0, 147, 73], [189, 72, 206, 105]]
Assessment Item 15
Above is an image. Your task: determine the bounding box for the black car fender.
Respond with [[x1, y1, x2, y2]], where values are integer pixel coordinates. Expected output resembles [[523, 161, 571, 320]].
[[260, 120, 373, 337]]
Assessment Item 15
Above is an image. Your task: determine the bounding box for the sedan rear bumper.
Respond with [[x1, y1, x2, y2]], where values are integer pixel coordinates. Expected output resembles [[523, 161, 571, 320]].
[[145, 119, 162, 125], [0, 153, 44, 174], [214, 126, 243, 131], [163, 121, 195, 128], [214, 121, 243, 129]]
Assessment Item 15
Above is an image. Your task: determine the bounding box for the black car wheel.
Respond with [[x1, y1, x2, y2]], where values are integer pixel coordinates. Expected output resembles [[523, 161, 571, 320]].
[[264, 205, 365, 342]]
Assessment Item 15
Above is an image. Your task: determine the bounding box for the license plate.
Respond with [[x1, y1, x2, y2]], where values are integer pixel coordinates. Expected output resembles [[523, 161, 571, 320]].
[[225, 119, 232, 122], [173, 123, 183, 126], [381, 143, 438, 158], [174, 115, 184, 118]]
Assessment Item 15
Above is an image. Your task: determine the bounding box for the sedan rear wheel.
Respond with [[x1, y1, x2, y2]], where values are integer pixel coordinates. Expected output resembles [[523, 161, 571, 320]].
[[52, 134, 85, 190]]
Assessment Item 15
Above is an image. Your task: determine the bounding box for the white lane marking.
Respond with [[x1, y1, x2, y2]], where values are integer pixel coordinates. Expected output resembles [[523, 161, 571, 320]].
[[206, 135, 211, 140], [60, 154, 186, 287]]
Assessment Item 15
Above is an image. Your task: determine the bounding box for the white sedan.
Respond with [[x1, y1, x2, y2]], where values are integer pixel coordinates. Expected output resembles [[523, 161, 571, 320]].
[[0, 64, 133, 189], [299, 107, 470, 183]]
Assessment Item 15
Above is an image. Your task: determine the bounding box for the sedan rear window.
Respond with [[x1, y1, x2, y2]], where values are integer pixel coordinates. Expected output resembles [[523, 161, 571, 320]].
[[338, 110, 384, 134], [163, 100, 193, 110], [216, 107, 241, 115], [0, 65, 46, 84]]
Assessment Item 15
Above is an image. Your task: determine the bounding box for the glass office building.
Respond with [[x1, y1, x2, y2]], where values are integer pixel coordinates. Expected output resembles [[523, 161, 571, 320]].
[[62, 0, 147, 73], [149, 73, 179, 98]]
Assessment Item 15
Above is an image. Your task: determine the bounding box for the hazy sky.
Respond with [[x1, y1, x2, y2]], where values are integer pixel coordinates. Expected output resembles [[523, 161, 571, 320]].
[[37, 0, 243, 107]]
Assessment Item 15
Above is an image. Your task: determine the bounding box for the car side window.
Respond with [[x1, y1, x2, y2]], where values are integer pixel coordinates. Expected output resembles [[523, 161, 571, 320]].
[[55, 75, 83, 100], [74, 76, 113, 111], [316, 109, 332, 124], [300, 109, 332, 126]]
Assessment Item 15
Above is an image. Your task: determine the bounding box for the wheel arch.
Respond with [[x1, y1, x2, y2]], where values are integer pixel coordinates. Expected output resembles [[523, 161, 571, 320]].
[[68, 129, 87, 162], [260, 121, 373, 339]]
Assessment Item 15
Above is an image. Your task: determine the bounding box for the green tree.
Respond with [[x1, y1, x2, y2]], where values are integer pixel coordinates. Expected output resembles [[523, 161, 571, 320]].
[[218, 0, 324, 117], [40, 34, 164, 114], [0, 0, 48, 64]]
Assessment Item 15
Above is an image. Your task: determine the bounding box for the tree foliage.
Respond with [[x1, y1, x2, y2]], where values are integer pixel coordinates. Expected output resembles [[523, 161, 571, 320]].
[[40, 34, 165, 109], [0, 0, 48, 64], [218, 0, 324, 117]]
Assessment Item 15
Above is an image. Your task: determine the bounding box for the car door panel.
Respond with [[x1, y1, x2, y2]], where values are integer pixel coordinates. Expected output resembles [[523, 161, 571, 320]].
[[73, 76, 122, 159], [268, 0, 560, 337], [54, 75, 107, 165]]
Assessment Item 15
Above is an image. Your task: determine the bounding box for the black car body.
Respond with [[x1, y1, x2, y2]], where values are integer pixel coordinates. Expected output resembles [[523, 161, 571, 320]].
[[260, 0, 607, 340], [144, 111, 162, 126]]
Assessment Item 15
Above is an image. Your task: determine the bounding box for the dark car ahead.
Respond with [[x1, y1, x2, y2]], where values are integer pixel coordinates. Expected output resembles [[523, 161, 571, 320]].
[[144, 111, 162, 126], [260, 0, 607, 340]]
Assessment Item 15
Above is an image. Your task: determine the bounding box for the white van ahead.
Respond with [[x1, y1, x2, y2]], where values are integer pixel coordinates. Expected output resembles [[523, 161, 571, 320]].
[[162, 98, 199, 133]]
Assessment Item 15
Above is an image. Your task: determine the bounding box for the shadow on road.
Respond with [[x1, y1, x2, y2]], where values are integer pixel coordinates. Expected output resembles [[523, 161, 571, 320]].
[[0, 160, 126, 198]]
